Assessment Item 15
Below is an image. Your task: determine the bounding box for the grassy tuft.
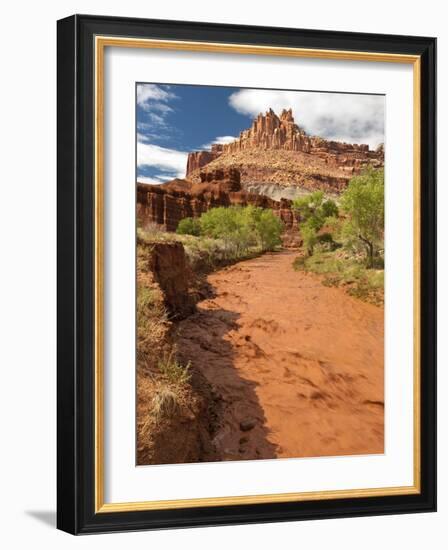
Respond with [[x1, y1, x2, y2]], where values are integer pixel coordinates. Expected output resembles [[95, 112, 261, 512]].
[[157, 349, 191, 386], [293, 250, 384, 306], [150, 385, 181, 420]]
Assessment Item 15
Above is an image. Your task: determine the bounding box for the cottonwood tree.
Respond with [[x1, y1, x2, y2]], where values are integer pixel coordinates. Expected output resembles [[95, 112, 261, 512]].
[[340, 167, 384, 267]]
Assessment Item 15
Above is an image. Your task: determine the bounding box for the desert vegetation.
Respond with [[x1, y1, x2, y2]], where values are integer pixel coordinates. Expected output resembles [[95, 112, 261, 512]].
[[136, 238, 201, 464], [177, 205, 283, 257], [293, 167, 384, 305], [137, 205, 283, 274], [292, 191, 339, 255]]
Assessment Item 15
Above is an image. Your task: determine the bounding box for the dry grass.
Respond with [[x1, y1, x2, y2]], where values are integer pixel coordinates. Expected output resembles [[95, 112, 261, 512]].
[[151, 385, 180, 419], [136, 237, 198, 463], [137, 362, 200, 465], [138, 223, 180, 244], [136, 240, 171, 373], [138, 376, 185, 441]]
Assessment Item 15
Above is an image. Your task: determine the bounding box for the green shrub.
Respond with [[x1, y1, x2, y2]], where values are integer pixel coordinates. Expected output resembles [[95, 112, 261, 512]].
[[301, 220, 318, 256], [176, 217, 202, 236], [293, 191, 339, 256], [316, 232, 341, 252], [256, 209, 284, 251], [199, 205, 283, 257]]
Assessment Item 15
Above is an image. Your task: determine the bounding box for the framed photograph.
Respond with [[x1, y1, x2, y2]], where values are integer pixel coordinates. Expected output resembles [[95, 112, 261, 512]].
[[57, 14, 436, 534]]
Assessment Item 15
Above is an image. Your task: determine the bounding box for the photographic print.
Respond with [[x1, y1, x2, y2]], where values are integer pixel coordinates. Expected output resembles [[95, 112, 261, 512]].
[[136, 84, 385, 466], [57, 16, 436, 533]]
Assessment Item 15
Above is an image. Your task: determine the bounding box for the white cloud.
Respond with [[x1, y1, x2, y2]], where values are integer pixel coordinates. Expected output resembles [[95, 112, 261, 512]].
[[229, 89, 384, 149], [137, 132, 150, 143], [149, 102, 173, 114], [137, 142, 188, 179], [137, 84, 176, 106], [137, 174, 174, 185], [147, 112, 166, 126], [200, 135, 237, 150], [137, 123, 171, 143], [137, 84, 178, 137]]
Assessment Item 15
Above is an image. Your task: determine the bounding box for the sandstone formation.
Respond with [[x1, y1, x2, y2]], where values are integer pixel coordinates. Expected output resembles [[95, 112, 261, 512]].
[[143, 240, 196, 319], [137, 108, 384, 239], [219, 108, 312, 154], [186, 149, 222, 174], [185, 109, 384, 195], [137, 168, 298, 234]]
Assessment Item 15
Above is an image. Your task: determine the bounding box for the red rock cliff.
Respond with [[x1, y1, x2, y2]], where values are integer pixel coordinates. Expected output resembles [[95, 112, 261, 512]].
[[185, 109, 384, 191], [221, 108, 312, 154], [186, 148, 223, 174], [137, 168, 298, 234]]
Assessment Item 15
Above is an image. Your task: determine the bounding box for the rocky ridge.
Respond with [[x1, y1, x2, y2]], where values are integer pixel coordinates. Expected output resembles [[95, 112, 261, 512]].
[[186, 108, 384, 195]]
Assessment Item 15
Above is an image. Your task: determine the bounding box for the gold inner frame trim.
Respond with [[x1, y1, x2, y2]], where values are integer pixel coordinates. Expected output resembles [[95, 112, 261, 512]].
[[94, 35, 421, 513]]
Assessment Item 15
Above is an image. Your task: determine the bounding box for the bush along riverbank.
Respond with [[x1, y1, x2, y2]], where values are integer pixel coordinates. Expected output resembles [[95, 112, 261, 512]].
[[292, 167, 384, 306]]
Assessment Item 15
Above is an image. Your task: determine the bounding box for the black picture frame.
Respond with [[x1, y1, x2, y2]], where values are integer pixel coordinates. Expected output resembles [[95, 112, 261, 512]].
[[57, 14, 436, 534]]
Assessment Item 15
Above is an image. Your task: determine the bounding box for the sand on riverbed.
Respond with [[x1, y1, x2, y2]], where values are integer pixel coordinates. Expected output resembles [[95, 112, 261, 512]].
[[177, 250, 384, 461]]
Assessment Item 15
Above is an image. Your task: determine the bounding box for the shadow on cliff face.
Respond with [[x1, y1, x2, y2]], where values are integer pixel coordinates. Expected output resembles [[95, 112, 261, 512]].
[[176, 307, 279, 462]]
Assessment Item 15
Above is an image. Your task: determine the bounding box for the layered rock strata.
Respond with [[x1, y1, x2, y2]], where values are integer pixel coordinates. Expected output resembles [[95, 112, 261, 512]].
[[137, 168, 297, 233], [185, 109, 384, 193]]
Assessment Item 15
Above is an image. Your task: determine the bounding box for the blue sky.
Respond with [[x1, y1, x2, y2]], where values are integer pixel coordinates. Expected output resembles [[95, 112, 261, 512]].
[[137, 83, 384, 184]]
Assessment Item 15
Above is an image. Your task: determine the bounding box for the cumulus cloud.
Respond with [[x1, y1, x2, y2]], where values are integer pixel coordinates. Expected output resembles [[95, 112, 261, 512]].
[[201, 135, 237, 150], [137, 142, 188, 181], [229, 89, 384, 148]]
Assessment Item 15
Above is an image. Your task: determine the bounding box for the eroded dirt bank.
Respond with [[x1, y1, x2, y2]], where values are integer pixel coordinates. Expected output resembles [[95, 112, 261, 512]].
[[177, 250, 384, 461]]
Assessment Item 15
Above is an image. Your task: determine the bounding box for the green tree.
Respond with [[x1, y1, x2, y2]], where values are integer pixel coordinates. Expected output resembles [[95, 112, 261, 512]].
[[200, 207, 238, 239], [340, 167, 384, 267], [256, 209, 283, 251], [176, 217, 201, 236], [199, 205, 283, 257], [200, 206, 252, 258], [293, 191, 339, 256], [301, 219, 319, 256]]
